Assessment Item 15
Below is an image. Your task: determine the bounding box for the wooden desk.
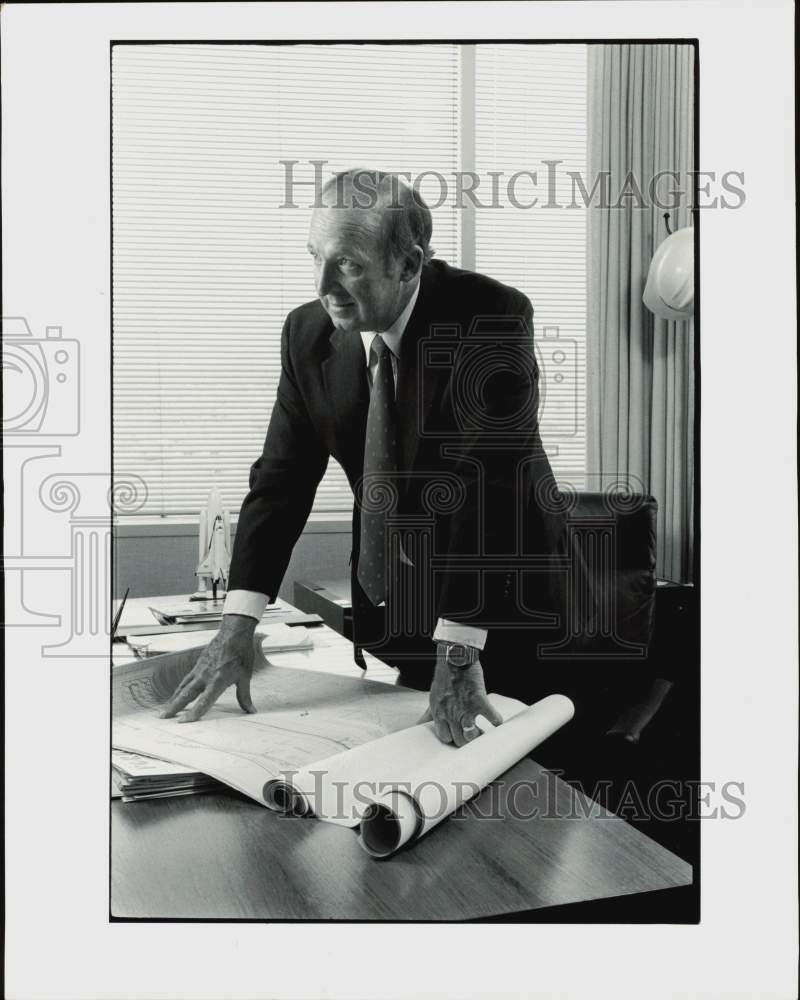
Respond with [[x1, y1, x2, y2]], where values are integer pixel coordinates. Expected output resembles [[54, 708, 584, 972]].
[[112, 597, 692, 921]]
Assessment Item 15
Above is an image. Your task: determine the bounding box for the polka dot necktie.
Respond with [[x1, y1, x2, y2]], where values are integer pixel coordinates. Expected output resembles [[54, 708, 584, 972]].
[[357, 334, 397, 606]]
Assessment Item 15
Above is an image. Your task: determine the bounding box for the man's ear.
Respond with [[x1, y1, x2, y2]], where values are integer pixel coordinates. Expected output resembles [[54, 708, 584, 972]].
[[400, 245, 424, 282]]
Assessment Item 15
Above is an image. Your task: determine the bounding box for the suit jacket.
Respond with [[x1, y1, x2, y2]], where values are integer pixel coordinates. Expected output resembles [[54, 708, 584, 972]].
[[228, 259, 568, 660]]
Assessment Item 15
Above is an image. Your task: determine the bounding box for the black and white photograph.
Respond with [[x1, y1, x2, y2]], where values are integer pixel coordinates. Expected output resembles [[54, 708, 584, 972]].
[[109, 37, 701, 920], [2, 3, 797, 999]]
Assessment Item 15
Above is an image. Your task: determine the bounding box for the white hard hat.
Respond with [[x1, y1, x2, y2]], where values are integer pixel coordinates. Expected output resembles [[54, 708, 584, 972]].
[[643, 226, 694, 322]]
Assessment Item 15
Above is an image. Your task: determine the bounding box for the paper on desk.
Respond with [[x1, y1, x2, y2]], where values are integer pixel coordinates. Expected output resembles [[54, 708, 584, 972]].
[[262, 694, 574, 857], [112, 642, 428, 805], [126, 623, 313, 657], [112, 641, 573, 858], [262, 693, 527, 824], [125, 630, 215, 655], [112, 748, 201, 778], [115, 604, 163, 628], [360, 695, 573, 856], [150, 598, 287, 620], [112, 747, 222, 801]]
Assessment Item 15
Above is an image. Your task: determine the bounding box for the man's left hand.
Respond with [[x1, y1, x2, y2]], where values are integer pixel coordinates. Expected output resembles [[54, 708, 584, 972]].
[[422, 649, 504, 746]]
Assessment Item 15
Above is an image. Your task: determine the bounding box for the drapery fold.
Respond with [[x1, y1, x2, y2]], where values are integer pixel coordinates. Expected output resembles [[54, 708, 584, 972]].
[[587, 44, 695, 583]]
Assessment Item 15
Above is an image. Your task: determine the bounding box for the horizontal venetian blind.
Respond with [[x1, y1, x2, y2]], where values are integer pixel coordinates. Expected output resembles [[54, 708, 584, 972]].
[[474, 44, 587, 489], [113, 43, 460, 517]]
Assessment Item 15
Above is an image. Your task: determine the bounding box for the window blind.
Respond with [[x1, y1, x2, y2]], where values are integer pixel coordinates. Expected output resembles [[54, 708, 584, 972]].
[[112, 42, 587, 519], [112, 43, 460, 517], [474, 44, 587, 489]]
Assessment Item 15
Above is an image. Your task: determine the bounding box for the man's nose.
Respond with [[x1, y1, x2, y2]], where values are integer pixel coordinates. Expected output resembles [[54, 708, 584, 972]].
[[316, 261, 340, 298]]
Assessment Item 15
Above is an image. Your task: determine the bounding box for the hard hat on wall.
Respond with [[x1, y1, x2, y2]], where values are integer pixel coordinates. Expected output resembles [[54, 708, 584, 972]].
[[643, 226, 694, 322]]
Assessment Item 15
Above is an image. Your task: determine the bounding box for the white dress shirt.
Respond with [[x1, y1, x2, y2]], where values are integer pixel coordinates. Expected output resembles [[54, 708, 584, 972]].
[[224, 281, 487, 651], [358, 279, 419, 395]]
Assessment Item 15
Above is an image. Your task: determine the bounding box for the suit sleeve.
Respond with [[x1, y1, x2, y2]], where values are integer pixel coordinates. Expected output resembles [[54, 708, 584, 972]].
[[435, 292, 552, 627], [227, 313, 329, 598]]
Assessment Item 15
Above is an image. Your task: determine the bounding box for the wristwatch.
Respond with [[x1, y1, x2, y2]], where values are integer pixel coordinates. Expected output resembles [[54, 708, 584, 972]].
[[438, 641, 480, 669]]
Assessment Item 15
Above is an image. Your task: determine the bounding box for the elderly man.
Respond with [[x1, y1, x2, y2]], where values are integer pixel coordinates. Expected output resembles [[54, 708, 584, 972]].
[[161, 168, 568, 745]]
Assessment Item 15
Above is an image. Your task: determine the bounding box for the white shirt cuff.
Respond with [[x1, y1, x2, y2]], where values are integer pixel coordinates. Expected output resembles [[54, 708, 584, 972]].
[[224, 590, 269, 621], [432, 618, 488, 650]]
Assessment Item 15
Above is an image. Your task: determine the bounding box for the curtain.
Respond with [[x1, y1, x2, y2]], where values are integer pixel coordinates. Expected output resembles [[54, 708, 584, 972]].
[[587, 44, 695, 583]]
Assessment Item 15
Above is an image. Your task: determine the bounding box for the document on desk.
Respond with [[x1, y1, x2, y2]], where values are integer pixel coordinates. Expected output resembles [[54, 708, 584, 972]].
[[113, 646, 429, 808], [125, 623, 314, 657], [264, 693, 575, 857], [112, 748, 224, 801], [113, 645, 574, 857]]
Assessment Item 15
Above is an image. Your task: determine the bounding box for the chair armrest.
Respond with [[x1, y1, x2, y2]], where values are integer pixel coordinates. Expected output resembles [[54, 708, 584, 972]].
[[605, 678, 674, 744]]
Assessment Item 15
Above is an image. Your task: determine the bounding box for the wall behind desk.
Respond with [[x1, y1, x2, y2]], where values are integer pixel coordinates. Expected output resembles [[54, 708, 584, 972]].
[[113, 519, 351, 602]]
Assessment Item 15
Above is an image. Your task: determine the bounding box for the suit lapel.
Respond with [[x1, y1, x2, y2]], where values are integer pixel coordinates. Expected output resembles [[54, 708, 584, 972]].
[[321, 325, 370, 474], [396, 265, 450, 473]]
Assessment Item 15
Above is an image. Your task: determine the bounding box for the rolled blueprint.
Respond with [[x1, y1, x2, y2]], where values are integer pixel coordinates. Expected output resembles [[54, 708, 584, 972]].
[[263, 693, 574, 858], [359, 694, 574, 857]]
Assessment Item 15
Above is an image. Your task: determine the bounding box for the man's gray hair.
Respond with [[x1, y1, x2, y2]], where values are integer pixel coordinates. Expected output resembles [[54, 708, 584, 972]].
[[320, 168, 435, 266]]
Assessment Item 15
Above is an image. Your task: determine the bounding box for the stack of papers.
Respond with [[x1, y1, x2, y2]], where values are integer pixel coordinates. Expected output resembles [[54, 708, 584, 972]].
[[258, 623, 315, 654], [148, 598, 289, 626], [112, 626, 318, 799], [111, 749, 224, 802], [148, 598, 227, 626]]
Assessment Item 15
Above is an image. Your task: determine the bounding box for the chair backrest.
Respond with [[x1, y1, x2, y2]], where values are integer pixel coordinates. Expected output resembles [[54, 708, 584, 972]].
[[566, 491, 658, 655]]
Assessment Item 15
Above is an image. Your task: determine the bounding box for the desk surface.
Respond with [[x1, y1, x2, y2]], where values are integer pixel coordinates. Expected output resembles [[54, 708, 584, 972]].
[[112, 596, 692, 921]]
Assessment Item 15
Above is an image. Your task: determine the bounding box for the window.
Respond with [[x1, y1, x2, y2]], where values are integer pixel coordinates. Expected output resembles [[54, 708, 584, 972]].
[[474, 44, 587, 487], [112, 43, 587, 517]]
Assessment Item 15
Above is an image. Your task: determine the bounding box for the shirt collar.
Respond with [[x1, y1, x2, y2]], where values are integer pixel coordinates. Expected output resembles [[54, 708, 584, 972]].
[[359, 280, 421, 364]]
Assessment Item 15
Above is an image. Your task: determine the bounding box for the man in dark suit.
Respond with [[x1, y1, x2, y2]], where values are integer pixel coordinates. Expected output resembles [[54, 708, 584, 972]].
[[161, 168, 569, 745]]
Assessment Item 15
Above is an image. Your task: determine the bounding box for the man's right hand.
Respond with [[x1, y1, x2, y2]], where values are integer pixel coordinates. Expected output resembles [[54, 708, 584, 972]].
[[159, 614, 258, 723]]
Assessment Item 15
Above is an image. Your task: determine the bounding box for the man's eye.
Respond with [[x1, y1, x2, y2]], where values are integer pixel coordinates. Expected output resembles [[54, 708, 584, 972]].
[[338, 257, 360, 271]]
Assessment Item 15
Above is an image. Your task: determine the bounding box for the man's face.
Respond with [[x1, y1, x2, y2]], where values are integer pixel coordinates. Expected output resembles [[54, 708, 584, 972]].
[[308, 206, 408, 334]]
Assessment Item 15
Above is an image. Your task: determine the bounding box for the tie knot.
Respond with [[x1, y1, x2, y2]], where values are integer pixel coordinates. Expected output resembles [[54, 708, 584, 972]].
[[371, 334, 390, 360]]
